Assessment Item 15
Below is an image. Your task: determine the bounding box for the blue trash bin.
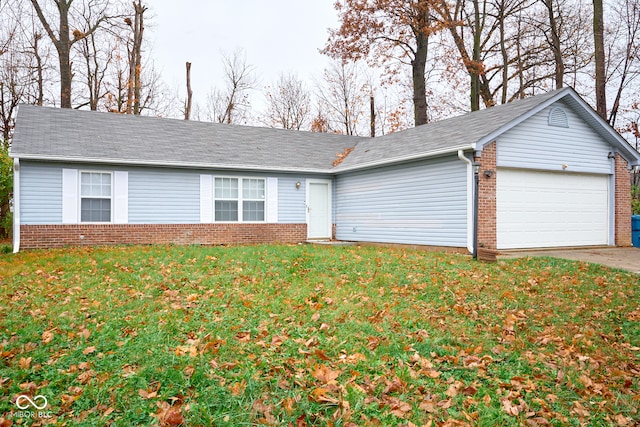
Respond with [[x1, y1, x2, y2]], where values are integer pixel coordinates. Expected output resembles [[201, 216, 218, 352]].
[[633, 215, 640, 248]]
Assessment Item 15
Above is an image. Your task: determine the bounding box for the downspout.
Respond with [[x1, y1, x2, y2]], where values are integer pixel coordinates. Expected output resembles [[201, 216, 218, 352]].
[[12, 158, 20, 253], [458, 150, 477, 258]]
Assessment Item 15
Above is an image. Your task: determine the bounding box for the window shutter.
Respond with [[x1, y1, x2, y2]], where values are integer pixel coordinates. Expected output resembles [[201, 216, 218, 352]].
[[62, 168, 78, 223], [266, 177, 278, 223], [113, 171, 129, 224], [200, 175, 213, 223]]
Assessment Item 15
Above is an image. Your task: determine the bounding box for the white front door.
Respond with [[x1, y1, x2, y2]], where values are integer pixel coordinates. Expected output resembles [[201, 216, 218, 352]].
[[307, 180, 332, 239]]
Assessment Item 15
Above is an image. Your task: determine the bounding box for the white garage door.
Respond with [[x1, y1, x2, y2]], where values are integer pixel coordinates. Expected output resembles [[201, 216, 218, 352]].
[[497, 169, 609, 249]]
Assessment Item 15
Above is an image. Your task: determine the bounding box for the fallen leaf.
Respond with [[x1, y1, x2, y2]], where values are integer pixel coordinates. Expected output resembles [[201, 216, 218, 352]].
[[41, 330, 54, 344], [236, 331, 251, 342], [445, 381, 464, 397], [312, 364, 341, 384], [174, 345, 197, 357], [138, 389, 158, 399], [155, 401, 184, 427], [19, 357, 32, 369], [83, 346, 96, 355], [310, 387, 339, 404], [571, 401, 590, 418]]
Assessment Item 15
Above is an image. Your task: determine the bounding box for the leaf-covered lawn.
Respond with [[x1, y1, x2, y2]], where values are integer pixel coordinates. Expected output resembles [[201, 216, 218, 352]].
[[0, 244, 638, 426]]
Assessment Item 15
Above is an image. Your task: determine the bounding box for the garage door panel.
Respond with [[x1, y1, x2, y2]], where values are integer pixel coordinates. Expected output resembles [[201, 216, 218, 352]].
[[497, 169, 609, 249]]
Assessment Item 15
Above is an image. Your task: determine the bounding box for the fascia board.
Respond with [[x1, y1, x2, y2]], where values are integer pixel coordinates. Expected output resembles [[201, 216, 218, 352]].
[[332, 145, 475, 173], [11, 154, 333, 175]]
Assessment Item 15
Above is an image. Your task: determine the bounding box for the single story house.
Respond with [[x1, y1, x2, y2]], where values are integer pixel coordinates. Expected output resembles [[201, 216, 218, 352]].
[[9, 87, 640, 256]]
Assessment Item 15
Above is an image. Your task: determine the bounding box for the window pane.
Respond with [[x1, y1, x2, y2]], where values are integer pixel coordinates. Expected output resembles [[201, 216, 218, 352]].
[[215, 178, 238, 199], [215, 200, 238, 221], [101, 174, 111, 196], [81, 198, 111, 222], [243, 178, 265, 199], [81, 172, 111, 197], [243, 201, 264, 221]]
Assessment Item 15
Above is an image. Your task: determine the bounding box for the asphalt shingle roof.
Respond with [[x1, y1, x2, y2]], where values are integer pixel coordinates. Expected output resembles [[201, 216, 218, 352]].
[[10, 87, 639, 171], [335, 90, 563, 171], [10, 106, 363, 172]]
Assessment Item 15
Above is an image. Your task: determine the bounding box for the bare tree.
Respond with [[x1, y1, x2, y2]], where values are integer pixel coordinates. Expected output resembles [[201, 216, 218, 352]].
[[316, 61, 367, 136], [75, 2, 115, 110], [606, 0, 640, 127], [28, 0, 109, 108], [263, 73, 311, 130], [204, 49, 256, 124], [540, 0, 564, 88]]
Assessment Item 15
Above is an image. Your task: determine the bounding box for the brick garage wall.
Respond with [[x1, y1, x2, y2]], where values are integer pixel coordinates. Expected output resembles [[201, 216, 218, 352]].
[[615, 154, 632, 247], [476, 141, 497, 254], [20, 223, 307, 249]]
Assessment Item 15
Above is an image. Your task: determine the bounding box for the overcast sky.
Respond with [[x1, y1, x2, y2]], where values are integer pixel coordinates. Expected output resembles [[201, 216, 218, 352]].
[[149, 0, 339, 110]]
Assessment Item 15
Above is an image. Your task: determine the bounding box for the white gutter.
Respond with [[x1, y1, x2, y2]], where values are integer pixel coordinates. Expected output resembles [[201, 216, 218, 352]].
[[335, 145, 474, 173], [12, 158, 20, 253], [12, 154, 333, 175], [457, 150, 474, 255], [15, 145, 476, 176]]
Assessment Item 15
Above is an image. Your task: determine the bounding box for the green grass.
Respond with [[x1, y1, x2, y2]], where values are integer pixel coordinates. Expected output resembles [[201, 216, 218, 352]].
[[0, 244, 638, 426]]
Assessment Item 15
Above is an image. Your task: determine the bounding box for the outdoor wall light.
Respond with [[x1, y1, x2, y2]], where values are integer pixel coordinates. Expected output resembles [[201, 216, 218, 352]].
[[483, 169, 494, 178], [295, 181, 301, 190], [472, 163, 480, 174], [607, 152, 616, 159]]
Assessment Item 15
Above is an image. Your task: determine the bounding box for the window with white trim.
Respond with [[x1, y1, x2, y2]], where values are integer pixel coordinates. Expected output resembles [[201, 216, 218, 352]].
[[80, 172, 112, 222], [214, 177, 265, 222]]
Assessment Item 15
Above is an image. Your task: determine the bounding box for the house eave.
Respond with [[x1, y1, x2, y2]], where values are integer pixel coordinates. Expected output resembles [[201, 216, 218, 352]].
[[13, 145, 479, 175], [10, 154, 333, 175], [332, 145, 475, 173]]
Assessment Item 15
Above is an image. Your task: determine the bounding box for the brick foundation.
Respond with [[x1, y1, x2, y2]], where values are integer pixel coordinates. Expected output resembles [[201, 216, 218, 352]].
[[19, 223, 307, 250], [476, 141, 497, 251], [614, 154, 632, 247]]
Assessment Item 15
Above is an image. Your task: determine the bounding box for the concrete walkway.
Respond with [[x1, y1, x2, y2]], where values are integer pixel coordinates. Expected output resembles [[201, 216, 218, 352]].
[[499, 247, 640, 274]]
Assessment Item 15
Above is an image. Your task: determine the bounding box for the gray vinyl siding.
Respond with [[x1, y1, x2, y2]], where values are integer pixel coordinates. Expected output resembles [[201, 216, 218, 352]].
[[19, 161, 321, 225], [335, 157, 468, 246], [278, 176, 307, 223], [20, 162, 63, 224], [497, 101, 612, 174], [128, 170, 200, 223]]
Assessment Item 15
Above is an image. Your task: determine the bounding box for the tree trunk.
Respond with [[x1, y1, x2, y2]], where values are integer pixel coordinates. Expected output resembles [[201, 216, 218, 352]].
[[133, 2, 145, 115], [498, 0, 508, 104], [470, 0, 481, 111], [412, 31, 429, 125], [543, 0, 565, 89], [185, 62, 193, 120], [32, 33, 44, 106], [411, 0, 430, 126], [593, 0, 606, 119], [370, 94, 375, 137], [57, 1, 72, 108]]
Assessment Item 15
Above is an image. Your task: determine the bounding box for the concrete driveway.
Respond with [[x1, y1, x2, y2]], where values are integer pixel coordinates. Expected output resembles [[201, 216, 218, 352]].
[[499, 247, 640, 274]]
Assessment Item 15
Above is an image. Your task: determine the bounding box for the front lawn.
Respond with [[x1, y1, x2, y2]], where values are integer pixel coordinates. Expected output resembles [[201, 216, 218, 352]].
[[0, 244, 638, 426]]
